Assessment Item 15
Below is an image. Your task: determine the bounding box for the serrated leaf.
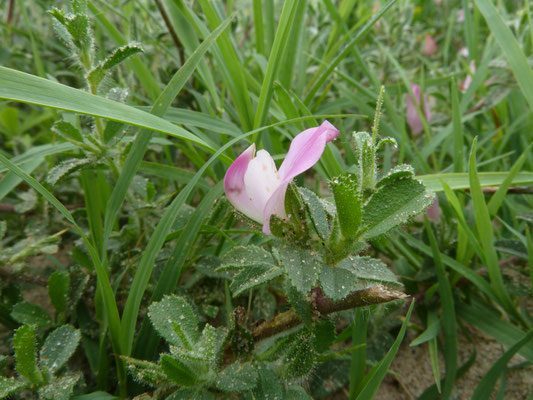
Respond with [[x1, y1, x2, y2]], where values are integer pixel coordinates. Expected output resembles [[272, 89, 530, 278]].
[[38, 374, 80, 400], [282, 332, 316, 378], [52, 120, 84, 143], [376, 164, 415, 188], [319, 264, 358, 301], [285, 282, 313, 327], [253, 290, 277, 321], [121, 356, 166, 387], [148, 295, 199, 348], [47, 158, 100, 185], [313, 319, 336, 353], [340, 256, 401, 287], [330, 173, 362, 238], [0, 376, 24, 398], [48, 270, 70, 314], [14, 189, 37, 213], [298, 187, 330, 240], [102, 43, 143, 70], [230, 265, 283, 297], [71, 391, 119, 400], [195, 325, 227, 362], [219, 246, 275, 271], [11, 302, 52, 327], [166, 388, 215, 400], [13, 324, 42, 384], [251, 363, 283, 399], [65, 14, 92, 51], [309, 360, 350, 397], [215, 362, 258, 392], [160, 355, 200, 387], [362, 177, 435, 239], [352, 131, 375, 193], [278, 245, 322, 294], [285, 386, 313, 399], [40, 326, 81, 373]]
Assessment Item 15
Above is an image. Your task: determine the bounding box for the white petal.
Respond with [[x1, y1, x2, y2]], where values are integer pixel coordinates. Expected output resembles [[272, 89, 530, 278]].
[[243, 149, 282, 222]]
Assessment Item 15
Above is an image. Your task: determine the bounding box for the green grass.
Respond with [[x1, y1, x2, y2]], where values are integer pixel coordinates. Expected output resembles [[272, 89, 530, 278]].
[[0, 0, 532, 398]]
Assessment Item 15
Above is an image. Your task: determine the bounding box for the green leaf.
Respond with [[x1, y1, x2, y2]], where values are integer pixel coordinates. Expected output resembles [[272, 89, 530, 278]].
[[278, 245, 322, 294], [474, 0, 533, 110], [285, 282, 313, 327], [472, 329, 533, 400], [121, 356, 166, 387], [457, 300, 533, 363], [410, 318, 440, 347], [160, 355, 200, 387], [148, 295, 199, 348], [418, 172, 533, 193], [13, 324, 42, 384], [11, 302, 52, 327], [88, 43, 144, 88], [313, 319, 336, 353], [0, 376, 24, 398], [51, 120, 84, 143], [425, 218, 457, 399], [285, 386, 313, 399], [376, 164, 414, 188], [362, 177, 434, 239], [340, 256, 401, 288], [195, 325, 227, 362], [468, 140, 515, 316], [319, 264, 358, 301], [282, 332, 316, 379], [330, 173, 362, 238], [71, 391, 119, 400], [48, 270, 70, 314], [40, 326, 81, 373], [355, 300, 415, 400], [0, 66, 208, 147], [38, 374, 80, 400], [166, 388, 215, 400], [215, 362, 258, 392], [47, 158, 99, 186], [230, 265, 283, 297], [251, 363, 284, 400], [298, 187, 330, 241], [219, 246, 275, 271]]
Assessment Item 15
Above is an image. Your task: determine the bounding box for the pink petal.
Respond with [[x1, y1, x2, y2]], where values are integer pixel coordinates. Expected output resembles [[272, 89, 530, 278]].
[[426, 197, 441, 222], [262, 182, 288, 234], [262, 120, 339, 233], [224, 144, 264, 223], [423, 34, 437, 57], [406, 84, 431, 135], [277, 120, 339, 181]]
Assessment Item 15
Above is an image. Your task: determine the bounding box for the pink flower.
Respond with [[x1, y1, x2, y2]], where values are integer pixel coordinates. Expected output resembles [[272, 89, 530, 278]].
[[423, 34, 437, 57], [426, 197, 441, 222], [224, 121, 339, 234], [406, 83, 431, 135]]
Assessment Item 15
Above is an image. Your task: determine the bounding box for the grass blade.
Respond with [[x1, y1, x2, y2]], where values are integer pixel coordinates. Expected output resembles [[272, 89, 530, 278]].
[[354, 300, 414, 400], [425, 217, 457, 399], [474, 0, 533, 110], [472, 329, 533, 400], [101, 16, 233, 255]]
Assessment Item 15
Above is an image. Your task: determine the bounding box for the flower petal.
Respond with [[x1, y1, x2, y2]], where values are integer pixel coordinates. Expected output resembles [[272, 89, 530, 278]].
[[277, 120, 339, 181], [262, 182, 288, 234], [406, 84, 431, 135], [224, 144, 264, 223], [262, 120, 339, 233], [243, 149, 283, 223]]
